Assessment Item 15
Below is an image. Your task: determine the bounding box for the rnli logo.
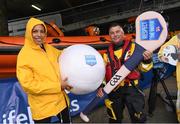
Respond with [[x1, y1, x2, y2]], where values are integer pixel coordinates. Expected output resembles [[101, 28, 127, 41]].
[[85, 55, 97, 66]]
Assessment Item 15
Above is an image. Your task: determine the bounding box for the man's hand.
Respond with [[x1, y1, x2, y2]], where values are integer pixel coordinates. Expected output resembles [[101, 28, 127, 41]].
[[61, 77, 73, 91], [143, 50, 152, 60]]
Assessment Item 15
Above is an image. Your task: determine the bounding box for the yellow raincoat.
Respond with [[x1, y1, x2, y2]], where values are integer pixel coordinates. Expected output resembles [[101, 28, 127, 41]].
[[158, 35, 180, 84], [158, 35, 180, 122], [16, 18, 67, 120]]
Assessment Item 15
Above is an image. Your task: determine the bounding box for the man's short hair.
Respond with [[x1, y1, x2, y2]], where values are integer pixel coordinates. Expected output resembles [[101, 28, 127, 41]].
[[108, 22, 124, 33]]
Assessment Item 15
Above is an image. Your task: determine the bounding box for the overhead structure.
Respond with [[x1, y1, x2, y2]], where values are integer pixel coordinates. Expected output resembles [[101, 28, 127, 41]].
[[5, 0, 180, 32]]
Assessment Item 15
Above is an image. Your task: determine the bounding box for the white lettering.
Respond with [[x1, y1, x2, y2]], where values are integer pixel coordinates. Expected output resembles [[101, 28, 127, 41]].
[[8, 110, 15, 124], [2, 107, 34, 124], [70, 100, 80, 112], [2, 114, 7, 124], [27, 107, 34, 124], [16, 114, 28, 124]]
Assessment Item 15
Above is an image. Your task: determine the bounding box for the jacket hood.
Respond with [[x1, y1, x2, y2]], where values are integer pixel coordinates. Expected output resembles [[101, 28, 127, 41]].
[[24, 17, 47, 48]]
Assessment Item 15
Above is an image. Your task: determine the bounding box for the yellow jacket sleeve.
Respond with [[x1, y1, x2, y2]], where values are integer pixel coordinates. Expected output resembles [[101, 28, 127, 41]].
[[17, 64, 62, 95], [138, 61, 153, 72], [158, 35, 179, 58]]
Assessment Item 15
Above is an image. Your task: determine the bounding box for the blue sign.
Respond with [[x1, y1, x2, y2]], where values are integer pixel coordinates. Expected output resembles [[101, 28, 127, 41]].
[[68, 91, 105, 116], [140, 18, 163, 40], [0, 78, 105, 123], [0, 78, 34, 124], [85, 55, 97, 66]]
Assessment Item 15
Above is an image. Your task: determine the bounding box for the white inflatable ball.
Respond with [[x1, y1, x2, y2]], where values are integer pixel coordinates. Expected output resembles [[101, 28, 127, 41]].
[[59, 44, 105, 95]]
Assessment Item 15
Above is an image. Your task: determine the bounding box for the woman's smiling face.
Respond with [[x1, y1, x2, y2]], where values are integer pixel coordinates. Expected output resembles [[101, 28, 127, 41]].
[[32, 24, 46, 45]]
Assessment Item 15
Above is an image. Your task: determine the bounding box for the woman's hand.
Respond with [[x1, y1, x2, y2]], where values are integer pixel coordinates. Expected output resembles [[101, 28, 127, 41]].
[[61, 77, 73, 91]]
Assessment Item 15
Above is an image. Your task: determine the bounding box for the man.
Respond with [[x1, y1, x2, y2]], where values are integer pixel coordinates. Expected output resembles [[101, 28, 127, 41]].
[[97, 23, 153, 123]]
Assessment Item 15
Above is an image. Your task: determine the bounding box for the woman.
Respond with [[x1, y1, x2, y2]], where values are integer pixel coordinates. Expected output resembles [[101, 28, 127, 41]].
[[16, 17, 72, 123]]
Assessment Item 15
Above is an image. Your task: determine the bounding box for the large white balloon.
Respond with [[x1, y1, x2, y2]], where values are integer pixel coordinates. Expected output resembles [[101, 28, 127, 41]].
[[59, 44, 105, 95]]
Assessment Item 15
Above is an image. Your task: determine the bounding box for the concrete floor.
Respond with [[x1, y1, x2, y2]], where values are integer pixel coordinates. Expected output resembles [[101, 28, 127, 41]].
[[72, 76, 178, 123]]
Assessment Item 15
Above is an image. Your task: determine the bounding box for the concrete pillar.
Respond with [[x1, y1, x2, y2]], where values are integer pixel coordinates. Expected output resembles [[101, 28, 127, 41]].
[[0, 0, 9, 36]]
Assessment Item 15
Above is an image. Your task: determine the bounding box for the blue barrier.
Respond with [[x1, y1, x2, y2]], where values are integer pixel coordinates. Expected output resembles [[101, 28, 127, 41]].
[[0, 78, 34, 124], [0, 78, 104, 123]]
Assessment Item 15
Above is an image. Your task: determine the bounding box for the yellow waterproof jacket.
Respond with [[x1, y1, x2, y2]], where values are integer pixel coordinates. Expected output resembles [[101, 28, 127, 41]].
[[158, 35, 180, 122], [16, 18, 67, 120], [158, 35, 180, 84], [103, 41, 153, 87]]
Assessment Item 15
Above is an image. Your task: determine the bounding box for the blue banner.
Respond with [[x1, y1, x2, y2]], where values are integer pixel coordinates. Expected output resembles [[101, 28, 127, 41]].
[[68, 90, 104, 116], [0, 78, 34, 124], [0, 78, 103, 123]]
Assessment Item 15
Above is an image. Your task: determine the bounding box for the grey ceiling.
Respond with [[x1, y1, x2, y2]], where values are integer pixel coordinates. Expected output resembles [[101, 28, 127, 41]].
[[6, 0, 180, 25], [4, 0, 180, 35]]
